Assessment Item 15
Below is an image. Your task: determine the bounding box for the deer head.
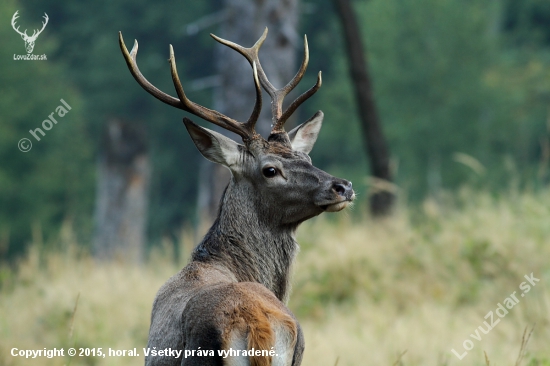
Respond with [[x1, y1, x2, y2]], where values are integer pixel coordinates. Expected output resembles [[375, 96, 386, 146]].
[[119, 29, 354, 228], [11, 11, 49, 54]]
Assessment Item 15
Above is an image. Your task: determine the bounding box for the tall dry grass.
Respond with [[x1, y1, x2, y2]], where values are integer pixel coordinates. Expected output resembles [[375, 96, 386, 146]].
[[292, 187, 550, 365], [0, 188, 549, 365]]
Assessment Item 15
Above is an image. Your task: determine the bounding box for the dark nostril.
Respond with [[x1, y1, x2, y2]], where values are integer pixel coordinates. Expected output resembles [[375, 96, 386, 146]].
[[332, 183, 347, 196]]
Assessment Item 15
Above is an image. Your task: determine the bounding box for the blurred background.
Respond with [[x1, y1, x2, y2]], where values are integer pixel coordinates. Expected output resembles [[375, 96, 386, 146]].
[[1, 0, 549, 364], [2, 0, 549, 259]]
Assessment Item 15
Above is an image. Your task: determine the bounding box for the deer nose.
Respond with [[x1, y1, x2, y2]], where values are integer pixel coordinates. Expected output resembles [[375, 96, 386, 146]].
[[332, 180, 353, 198]]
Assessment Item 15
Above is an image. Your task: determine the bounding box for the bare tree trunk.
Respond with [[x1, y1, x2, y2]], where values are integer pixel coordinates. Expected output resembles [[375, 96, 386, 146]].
[[333, 0, 394, 216], [198, 0, 299, 228], [94, 119, 150, 262]]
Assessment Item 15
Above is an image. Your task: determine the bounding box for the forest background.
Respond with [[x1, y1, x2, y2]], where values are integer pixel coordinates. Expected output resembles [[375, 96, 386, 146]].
[[1, 0, 549, 364]]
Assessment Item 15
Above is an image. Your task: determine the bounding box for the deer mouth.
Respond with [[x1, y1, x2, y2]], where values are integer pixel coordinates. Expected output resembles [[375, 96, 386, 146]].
[[319, 193, 355, 212], [321, 201, 351, 212]]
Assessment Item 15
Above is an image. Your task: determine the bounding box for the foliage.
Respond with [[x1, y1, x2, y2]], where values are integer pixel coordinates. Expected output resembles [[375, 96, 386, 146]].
[[305, 0, 550, 199], [0, 0, 93, 257], [18, 0, 220, 243], [2, 0, 550, 256]]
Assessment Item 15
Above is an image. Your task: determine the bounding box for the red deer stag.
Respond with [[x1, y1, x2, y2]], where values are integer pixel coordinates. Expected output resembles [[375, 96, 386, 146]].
[[119, 28, 355, 366]]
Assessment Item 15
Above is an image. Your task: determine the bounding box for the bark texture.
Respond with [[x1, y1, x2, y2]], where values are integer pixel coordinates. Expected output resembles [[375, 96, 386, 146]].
[[198, 0, 299, 228], [94, 119, 150, 262], [334, 0, 395, 216]]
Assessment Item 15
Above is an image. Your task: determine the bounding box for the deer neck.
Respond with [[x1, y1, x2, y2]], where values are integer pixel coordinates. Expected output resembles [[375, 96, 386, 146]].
[[192, 178, 298, 302]]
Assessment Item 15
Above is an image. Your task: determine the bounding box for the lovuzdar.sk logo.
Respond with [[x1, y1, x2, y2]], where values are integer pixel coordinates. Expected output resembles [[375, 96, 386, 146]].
[[11, 10, 48, 61]]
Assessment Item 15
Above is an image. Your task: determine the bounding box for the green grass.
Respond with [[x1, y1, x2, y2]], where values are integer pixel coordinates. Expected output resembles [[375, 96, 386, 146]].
[[1, 188, 549, 365]]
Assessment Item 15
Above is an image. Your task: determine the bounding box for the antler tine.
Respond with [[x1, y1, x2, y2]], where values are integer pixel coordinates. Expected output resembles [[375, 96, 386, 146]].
[[211, 29, 322, 134], [245, 61, 263, 132], [168, 45, 254, 139], [11, 11, 26, 37], [280, 35, 310, 95], [120, 32, 257, 141], [210, 28, 275, 93], [275, 71, 322, 132], [34, 13, 48, 36], [211, 28, 286, 124], [119, 32, 183, 109], [39, 13, 49, 32]]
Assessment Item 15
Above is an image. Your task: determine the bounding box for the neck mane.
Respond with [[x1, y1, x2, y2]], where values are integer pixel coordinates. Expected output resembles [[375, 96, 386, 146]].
[[191, 178, 299, 302]]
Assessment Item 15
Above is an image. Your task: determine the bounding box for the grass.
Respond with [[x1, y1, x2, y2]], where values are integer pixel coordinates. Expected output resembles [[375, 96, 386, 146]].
[[0, 188, 549, 365]]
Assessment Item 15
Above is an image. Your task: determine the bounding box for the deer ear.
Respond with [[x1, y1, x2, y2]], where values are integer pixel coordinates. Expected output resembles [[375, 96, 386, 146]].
[[288, 111, 324, 154], [183, 118, 242, 169]]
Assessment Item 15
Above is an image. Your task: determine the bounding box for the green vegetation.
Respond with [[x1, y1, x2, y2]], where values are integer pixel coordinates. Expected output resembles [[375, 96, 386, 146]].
[[307, 0, 550, 198], [0, 0, 94, 257], [1, 0, 549, 256], [2, 0, 550, 361], [0, 189, 548, 365]]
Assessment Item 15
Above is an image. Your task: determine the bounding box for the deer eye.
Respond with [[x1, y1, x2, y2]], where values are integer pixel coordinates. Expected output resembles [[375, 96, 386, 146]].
[[262, 167, 277, 178]]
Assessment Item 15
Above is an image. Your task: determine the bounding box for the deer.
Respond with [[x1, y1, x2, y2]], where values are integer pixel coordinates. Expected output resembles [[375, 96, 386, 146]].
[[119, 28, 355, 366], [11, 11, 49, 54]]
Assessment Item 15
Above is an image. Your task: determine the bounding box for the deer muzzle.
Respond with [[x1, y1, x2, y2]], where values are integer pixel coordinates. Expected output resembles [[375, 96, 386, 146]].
[[319, 179, 355, 212]]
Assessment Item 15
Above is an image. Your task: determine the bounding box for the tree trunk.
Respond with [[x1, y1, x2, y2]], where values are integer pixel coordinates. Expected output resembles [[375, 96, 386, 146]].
[[94, 119, 150, 262], [333, 0, 394, 216], [197, 0, 299, 228]]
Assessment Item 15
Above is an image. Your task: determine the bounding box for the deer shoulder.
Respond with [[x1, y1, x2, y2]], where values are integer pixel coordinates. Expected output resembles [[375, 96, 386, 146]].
[[119, 27, 354, 366]]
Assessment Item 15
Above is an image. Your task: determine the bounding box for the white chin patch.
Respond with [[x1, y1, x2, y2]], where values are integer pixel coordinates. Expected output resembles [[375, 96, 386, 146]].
[[325, 201, 349, 212]]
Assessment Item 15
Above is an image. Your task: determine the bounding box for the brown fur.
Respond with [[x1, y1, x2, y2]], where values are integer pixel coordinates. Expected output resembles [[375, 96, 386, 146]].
[[216, 284, 298, 366], [121, 29, 354, 366], [143, 103, 353, 366], [145, 117, 353, 365], [243, 294, 298, 366], [246, 305, 275, 366]]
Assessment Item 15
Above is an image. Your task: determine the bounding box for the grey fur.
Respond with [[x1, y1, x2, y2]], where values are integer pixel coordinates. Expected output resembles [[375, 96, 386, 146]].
[[145, 116, 354, 366]]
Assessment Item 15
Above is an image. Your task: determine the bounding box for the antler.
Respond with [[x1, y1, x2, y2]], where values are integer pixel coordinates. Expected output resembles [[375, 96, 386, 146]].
[[29, 13, 48, 40], [11, 11, 49, 40], [11, 11, 27, 38], [211, 28, 322, 134], [119, 32, 262, 142]]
